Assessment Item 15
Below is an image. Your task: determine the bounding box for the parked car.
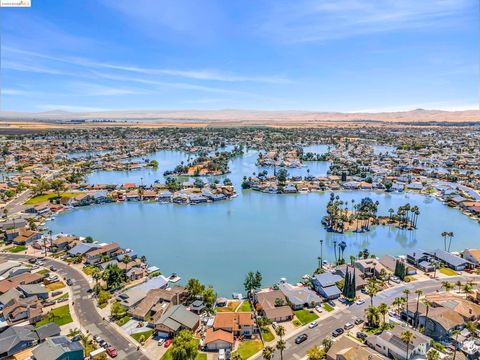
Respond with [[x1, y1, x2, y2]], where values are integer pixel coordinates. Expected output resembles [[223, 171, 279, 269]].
[[219, 349, 225, 360], [361, 288, 367, 294], [308, 321, 318, 329], [157, 339, 165, 346], [357, 332, 368, 340], [315, 305, 323, 313], [356, 299, 365, 305], [226, 349, 231, 360], [66, 279, 73, 286], [390, 276, 401, 284], [71, 334, 81, 342], [327, 300, 336, 307], [51, 291, 63, 297], [99, 340, 108, 348], [272, 322, 278, 330], [57, 297, 68, 303], [106, 346, 118, 357], [50, 265, 57, 271], [332, 328, 344, 337], [344, 323, 354, 330], [354, 318, 364, 325], [295, 334, 308, 344], [28, 258, 37, 264], [164, 339, 173, 348], [43, 300, 55, 307]]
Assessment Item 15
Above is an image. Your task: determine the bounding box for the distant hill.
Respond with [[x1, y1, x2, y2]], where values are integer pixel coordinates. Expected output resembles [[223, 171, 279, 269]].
[[0, 108, 479, 125]]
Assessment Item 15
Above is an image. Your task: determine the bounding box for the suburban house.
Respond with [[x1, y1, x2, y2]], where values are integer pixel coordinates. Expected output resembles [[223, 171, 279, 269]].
[[154, 304, 200, 338], [463, 249, 480, 267], [255, 290, 293, 323], [32, 335, 84, 360], [311, 272, 342, 300], [118, 275, 169, 308], [0, 288, 22, 309], [427, 249, 472, 271], [333, 265, 366, 289], [6, 228, 41, 245], [50, 235, 79, 253], [128, 286, 188, 321], [212, 312, 255, 337], [354, 258, 389, 279], [3, 296, 43, 324], [366, 325, 430, 359], [378, 255, 417, 275], [204, 328, 234, 351], [0, 325, 39, 358], [0, 261, 22, 278], [278, 281, 322, 309], [17, 284, 49, 299], [0, 272, 44, 295], [406, 249, 435, 272], [84, 242, 120, 264], [326, 335, 386, 360], [67, 242, 100, 257]]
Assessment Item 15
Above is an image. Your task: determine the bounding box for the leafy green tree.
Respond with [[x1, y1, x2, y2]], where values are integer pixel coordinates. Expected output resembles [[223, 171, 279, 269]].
[[98, 290, 111, 307], [171, 330, 199, 360], [187, 278, 205, 298], [102, 263, 126, 289], [111, 301, 126, 319], [307, 345, 325, 360]]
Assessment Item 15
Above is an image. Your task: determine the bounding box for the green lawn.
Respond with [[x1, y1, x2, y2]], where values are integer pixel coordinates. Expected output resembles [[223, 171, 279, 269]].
[[5, 245, 27, 253], [54, 292, 69, 300], [294, 309, 319, 325], [323, 303, 335, 312], [439, 267, 457, 276], [37, 269, 49, 275], [261, 327, 274, 342], [233, 340, 263, 359], [36, 305, 73, 327], [83, 265, 97, 275], [45, 281, 66, 291], [216, 301, 240, 313], [25, 192, 77, 205], [131, 330, 153, 343], [237, 301, 252, 312], [116, 315, 131, 327]]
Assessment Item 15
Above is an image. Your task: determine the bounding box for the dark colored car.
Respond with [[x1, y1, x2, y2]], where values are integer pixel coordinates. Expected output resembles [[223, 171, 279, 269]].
[[357, 332, 368, 340], [332, 328, 344, 337], [295, 334, 308, 344], [354, 318, 364, 325], [28, 258, 37, 264], [66, 279, 73, 286], [50, 265, 57, 271]]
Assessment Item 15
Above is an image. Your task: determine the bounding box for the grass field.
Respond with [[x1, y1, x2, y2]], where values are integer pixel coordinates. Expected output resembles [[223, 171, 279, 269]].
[[36, 305, 73, 327], [294, 309, 319, 325], [25, 192, 77, 205], [237, 301, 252, 312], [323, 303, 335, 312], [5, 245, 27, 253], [131, 330, 153, 343], [37, 269, 49, 275], [116, 315, 131, 327], [439, 267, 457, 276], [261, 327, 274, 342], [46, 281, 66, 291], [233, 340, 263, 359]]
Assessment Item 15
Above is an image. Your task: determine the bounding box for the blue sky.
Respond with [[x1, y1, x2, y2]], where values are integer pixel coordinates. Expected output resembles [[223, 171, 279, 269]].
[[1, 0, 478, 112]]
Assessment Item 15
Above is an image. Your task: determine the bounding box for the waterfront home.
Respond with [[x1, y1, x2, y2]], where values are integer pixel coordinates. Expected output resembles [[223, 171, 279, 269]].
[[50, 235, 79, 252], [155, 304, 200, 338], [118, 275, 169, 308], [254, 290, 293, 323], [312, 272, 342, 300], [5, 227, 41, 245], [213, 312, 255, 337], [326, 335, 386, 360], [378, 255, 417, 275], [67, 242, 100, 257], [428, 249, 472, 271], [129, 286, 188, 321], [204, 328, 234, 351], [84, 242, 120, 264], [172, 193, 189, 204], [157, 190, 172, 202], [72, 193, 92, 207], [278, 281, 321, 309], [190, 300, 206, 314], [189, 193, 208, 204], [283, 183, 297, 193], [125, 190, 140, 201], [354, 258, 389, 279], [25, 203, 50, 216], [425, 294, 480, 322], [333, 265, 366, 289], [463, 249, 480, 266], [32, 335, 84, 360], [366, 325, 430, 359], [406, 249, 435, 272]]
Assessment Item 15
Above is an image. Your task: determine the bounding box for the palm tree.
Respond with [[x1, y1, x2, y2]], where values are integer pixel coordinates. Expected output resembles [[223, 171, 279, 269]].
[[321, 337, 333, 352], [400, 330, 414, 360], [441, 281, 454, 292], [92, 268, 101, 285], [275, 325, 285, 340], [276, 339, 286, 360], [262, 346, 275, 360], [462, 282, 474, 294], [366, 280, 380, 306], [421, 298, 432, 331], [403, 289, 410, 325], [441, 231, 448, 251], [452, 329, 460, 360], [393, 297, 405, 315], [465, 321, 477, 336], [231, 354, 242, 360], [447, 232, 454, 252], [307, 345, 325, 360], [414, 289, 423, 328], [378, 303, 388, 326], [426, 348, 440, 360], [80, 333, 91, 350], [365, 305, 380, 328]]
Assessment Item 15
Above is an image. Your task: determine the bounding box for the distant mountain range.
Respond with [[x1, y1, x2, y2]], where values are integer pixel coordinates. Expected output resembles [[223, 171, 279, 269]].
[[0, 108, 479, 125]]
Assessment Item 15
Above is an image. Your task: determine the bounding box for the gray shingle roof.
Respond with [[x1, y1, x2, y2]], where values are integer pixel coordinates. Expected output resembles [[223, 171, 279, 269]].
[[156, 304, 199, 331], [0, 325, 38, 355]]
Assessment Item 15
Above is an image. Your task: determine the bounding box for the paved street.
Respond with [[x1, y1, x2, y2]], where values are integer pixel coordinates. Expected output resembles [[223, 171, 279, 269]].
[[1, 253, 150, 360], [255, 276, 480, 360], [3, 190, 32, 214]]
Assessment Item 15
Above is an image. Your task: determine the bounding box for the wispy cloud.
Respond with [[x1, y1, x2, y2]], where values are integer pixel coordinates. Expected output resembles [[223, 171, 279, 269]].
[[258, 0, 473, 43], [36, 104, 110, 112], [2, 89, 35, 96], [72, 83, 150, 96]]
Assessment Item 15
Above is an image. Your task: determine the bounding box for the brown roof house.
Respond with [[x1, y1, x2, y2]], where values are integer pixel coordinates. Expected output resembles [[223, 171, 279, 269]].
[[255, 290, 293, 323]]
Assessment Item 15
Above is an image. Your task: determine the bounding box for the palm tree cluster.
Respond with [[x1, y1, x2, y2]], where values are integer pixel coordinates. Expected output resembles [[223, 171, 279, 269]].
[[441, 231, 455, 251], [393, 203, 420, 228]]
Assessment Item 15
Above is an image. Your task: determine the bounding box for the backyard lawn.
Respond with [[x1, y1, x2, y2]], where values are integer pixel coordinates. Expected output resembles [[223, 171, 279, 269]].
[[237, 301, 252, 312], [439, 267, 457, 276], [5, 245, 27, 253], [261, 327, 274, 342], [131, 330, 153, 343], [216, 301, 241, 313], [25, 192, 77, 205], [233, 340, 263, 359], [294, 309, 319, 325], [36, 305, 73, 327]]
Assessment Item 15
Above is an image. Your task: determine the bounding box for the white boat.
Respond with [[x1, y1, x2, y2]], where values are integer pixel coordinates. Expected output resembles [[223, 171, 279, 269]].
[[169, 273, 181, 283]]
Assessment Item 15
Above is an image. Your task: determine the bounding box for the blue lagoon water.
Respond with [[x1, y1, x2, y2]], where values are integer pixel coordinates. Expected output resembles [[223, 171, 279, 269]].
[[50, 150, 480, 296]]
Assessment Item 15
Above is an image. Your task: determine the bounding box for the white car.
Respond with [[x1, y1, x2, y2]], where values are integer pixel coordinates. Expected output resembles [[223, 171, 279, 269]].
[[315, 305, 323, 313], [158, 338, 165, 346], [356, 299, 365, 305], [308, 321, 318, 329]]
